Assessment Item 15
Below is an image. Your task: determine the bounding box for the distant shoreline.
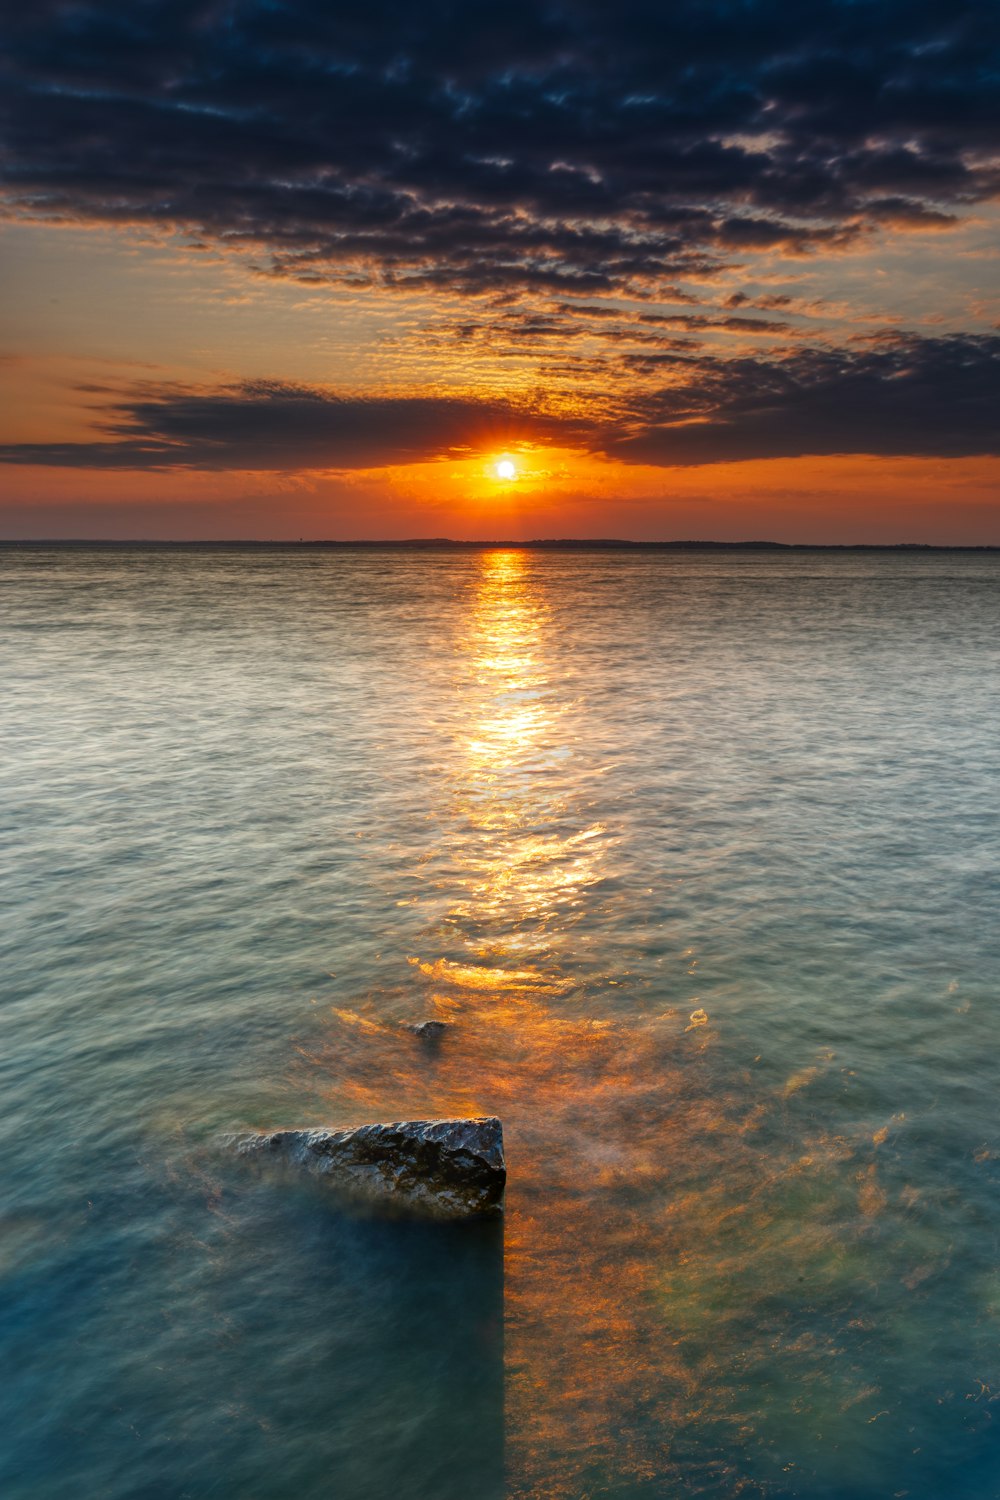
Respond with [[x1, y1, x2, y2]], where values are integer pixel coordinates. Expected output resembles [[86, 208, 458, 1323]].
[[3, 538, 999, 552]]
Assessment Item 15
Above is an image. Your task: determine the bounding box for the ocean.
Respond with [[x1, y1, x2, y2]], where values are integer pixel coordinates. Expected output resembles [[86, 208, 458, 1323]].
[[2, 543, 998, 1499]]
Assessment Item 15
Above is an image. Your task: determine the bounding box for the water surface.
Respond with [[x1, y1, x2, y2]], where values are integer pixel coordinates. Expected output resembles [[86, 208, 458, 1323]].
[[2, 544, 999, 1498]]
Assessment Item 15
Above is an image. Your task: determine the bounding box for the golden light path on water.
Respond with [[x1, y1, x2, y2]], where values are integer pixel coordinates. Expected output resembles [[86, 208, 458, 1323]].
[[306, 550, 911, 1499]]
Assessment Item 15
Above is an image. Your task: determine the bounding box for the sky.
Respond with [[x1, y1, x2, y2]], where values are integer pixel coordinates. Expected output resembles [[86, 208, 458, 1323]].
[[1, 0, 998, 542]]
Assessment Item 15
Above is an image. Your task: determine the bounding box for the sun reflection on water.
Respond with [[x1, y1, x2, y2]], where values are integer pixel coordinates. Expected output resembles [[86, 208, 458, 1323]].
[[304, 549, 913, 1498]]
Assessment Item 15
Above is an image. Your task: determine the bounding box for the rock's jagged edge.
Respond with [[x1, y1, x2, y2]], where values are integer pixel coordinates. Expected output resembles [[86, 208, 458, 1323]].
[[229, 1116, 506, 1220]]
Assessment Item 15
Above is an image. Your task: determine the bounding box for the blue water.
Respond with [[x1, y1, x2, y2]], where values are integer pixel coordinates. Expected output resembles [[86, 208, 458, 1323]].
[[2, 544, 998, 1499]]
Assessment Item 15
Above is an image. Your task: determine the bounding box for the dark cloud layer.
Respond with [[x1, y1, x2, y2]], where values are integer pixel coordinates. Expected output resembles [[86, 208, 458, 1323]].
[[2, 336, 995, 470], [2, 0, 998, 295], [0, 384, 584, 469], [611, 334, 1000, 464]]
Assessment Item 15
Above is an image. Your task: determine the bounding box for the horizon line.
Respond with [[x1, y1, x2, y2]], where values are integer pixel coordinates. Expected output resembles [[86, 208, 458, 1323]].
[[2, 538, 1000, 551]]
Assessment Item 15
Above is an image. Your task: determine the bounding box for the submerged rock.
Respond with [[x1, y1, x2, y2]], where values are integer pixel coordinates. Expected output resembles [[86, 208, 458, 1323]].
[[232, 1116, 505, 1219], [406, 1019, 453, 1041]]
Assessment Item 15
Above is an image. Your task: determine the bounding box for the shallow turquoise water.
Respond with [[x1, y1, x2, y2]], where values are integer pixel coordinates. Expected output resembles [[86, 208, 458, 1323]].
[[2, 544, 998, 1499]]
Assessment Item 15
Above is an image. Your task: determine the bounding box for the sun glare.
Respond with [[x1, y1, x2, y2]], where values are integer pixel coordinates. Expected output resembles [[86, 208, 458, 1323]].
[[496, 458, 517, 481]]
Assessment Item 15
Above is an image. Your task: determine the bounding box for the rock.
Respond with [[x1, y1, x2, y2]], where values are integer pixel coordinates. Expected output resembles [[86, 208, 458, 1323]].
[[406, 1020, 453, 1041], [232, 1116, 506, 1219]]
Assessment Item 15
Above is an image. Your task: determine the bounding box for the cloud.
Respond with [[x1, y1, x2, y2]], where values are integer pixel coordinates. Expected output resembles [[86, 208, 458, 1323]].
[[2, 4, 995, 480], [2, 1, 997, 296], [611, 334, 1000, 464], [1, 335, 996, 471], [0, 382, 583, 469]]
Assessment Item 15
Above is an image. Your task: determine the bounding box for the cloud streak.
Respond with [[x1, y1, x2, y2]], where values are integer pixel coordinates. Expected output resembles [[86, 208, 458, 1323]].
[[0, 384, 585, 469], [611, 334, 1000, 464], [2, 336, 996, 471]]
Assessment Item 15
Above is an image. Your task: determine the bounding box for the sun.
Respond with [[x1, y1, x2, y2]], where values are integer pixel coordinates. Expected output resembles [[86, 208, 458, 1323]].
[[495, 457, 517, 481]]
